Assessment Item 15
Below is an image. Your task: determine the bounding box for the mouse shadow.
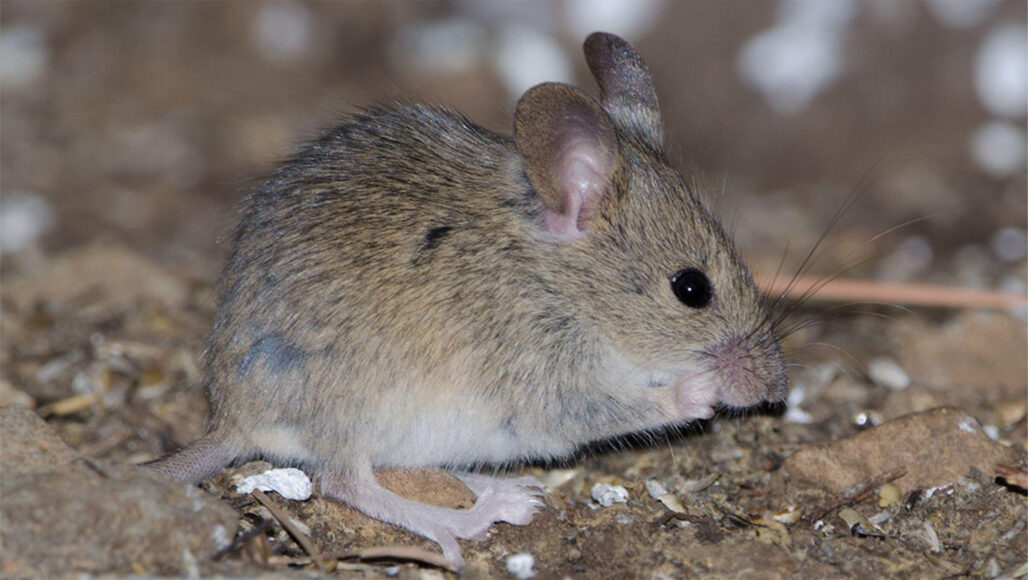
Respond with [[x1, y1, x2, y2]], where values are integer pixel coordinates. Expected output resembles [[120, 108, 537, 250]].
[[510, 400, 788, 473]]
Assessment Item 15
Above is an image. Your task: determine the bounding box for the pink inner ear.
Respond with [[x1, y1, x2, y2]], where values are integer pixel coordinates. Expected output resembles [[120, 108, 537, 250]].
[[541, 127, 614, 241]]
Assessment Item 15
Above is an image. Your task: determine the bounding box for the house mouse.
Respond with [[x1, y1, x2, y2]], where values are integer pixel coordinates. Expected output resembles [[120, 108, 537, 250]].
[[146, 31, 788, 567]]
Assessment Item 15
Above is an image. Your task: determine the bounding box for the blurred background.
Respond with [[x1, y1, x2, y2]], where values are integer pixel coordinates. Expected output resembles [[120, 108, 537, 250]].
[[2, 0, 1026, 293]]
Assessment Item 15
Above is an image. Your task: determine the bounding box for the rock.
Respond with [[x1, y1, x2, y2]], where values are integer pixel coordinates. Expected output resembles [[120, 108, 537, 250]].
[[782, 407, 1021, 495], [0, 407, 238, 577], [2, 244, 191, 312], [0, 405, 77, 477], [895, 312, 1026, 397]]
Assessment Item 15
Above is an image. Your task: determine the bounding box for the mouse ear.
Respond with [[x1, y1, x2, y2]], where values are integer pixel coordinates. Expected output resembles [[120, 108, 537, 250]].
[[583, 32, 663, 149], [514, 82, 619, 242]]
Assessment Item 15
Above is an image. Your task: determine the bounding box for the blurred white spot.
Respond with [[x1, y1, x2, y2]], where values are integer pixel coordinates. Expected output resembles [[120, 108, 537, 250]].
[[392, 19, 485, 76], [738, 0, 857, 115], [999, 274, 1028, 321], [590, 482, 629, 506], [953, 244, 991, 287], [877, 236, 933, 282], [0, 193, 54, 255], [970, 121, 1026, 177], [991, 227, 1027, 262], [492, 24, 572, 101], [112, 116, 205, 189], [252, 2, 313, 66], [925, 0, 1000, 28], [867, 357, 910, 390], [235, 467, 312, 501], [211, 525, 231, 550], [506, 553, 536, 579], [181, 548, 199, 580], [0, 25, 48, 90], [563, 0, 665, 41], [982, 424, 1000, 440], [779, 0, 859, 27], [957, 415, 981, 434], [975, 24, 1028, 118], [784, 383, 813, 424]]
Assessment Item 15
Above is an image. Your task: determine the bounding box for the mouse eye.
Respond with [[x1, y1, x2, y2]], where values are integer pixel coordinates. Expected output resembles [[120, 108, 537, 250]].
[[670, 268, 712, 308]]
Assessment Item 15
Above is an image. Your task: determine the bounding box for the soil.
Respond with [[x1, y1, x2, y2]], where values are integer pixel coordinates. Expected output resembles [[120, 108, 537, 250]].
[[2, 2, 1025, 579]]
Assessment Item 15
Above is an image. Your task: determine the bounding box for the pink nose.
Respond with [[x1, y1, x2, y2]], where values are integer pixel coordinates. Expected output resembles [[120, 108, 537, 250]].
[[706, 334, 787, 408]]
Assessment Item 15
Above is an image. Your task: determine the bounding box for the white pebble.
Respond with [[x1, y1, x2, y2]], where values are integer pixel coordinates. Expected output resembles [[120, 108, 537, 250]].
[[506, 552, 536, 579], [975, 24, 1028, 118], [590, 482, 629, 507], [970, 121, 1026, 178], [957, 415, 982, 435], [644, 479, 669, 498], [235, 467, 312, 501], [867, 357, 910, 390]]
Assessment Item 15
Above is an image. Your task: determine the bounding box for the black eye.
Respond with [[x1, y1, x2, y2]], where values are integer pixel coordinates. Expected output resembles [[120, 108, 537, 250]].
[[670, 268, 712, 308]]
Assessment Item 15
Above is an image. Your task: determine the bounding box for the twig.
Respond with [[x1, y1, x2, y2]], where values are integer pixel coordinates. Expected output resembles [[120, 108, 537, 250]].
[[755, 273, 1028, 310], [250, 489, 325, 572], [270, 545, 454, 571], [808, 467, 907, 523], [342, 545, 455, 571]]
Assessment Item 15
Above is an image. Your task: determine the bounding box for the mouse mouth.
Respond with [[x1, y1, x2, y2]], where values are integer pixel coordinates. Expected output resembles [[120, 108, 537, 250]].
[[650, 331, 787, 421], [697, 333, 788, 408]]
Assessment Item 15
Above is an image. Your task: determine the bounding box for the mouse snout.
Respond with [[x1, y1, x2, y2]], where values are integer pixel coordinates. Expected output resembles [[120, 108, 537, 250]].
[[703, 333, 788, 409]]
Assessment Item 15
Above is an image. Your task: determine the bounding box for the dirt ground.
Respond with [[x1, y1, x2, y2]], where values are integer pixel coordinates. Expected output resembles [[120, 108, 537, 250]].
[[2, 2, 1026, 578]]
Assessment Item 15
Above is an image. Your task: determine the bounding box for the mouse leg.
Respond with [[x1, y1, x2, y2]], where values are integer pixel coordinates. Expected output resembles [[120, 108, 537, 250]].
[[320, 463, 544, 568], [453, 472, 545, 499]]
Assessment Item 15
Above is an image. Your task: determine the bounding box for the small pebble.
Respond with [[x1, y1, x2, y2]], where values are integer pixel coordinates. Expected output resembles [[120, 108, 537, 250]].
[[853, 410, 884, 429], [867, 357, 910, 390], [506, 552, 536, 579], [878, 483, 902, 508], [645, 479, 685, 513], [770, 505, 802, 524], [590, 482, 629, 507]]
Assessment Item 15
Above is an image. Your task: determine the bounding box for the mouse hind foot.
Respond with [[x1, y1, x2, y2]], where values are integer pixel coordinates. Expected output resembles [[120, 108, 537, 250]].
[[320, 464, 544, 568]]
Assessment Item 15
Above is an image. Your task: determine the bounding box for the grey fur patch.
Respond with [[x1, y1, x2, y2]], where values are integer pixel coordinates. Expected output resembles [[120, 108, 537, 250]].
[[237, 333, 308, 378]]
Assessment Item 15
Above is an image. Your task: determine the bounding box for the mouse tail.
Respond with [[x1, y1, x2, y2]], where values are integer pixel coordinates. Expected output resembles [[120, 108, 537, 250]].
[[143, 430, 242, 485]]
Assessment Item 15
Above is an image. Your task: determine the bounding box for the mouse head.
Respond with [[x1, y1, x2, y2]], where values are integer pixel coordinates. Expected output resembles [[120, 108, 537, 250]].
[[514, 32, 786, 413]]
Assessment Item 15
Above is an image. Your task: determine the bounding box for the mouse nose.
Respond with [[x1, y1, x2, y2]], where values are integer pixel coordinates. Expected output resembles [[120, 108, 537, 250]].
[[705, 332, 788, 408]]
